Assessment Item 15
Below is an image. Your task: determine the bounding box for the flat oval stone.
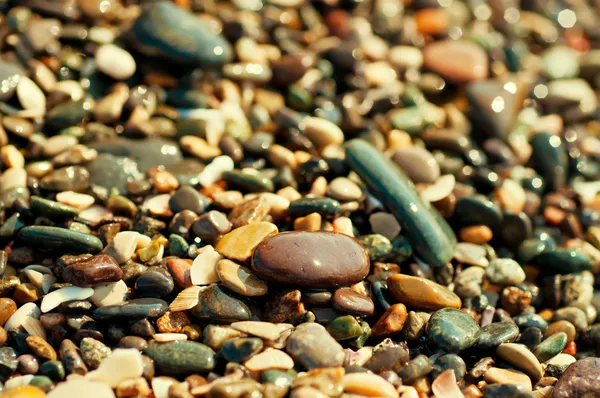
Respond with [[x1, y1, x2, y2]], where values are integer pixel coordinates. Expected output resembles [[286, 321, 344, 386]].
[[332, 288, 374, 316], [391, 147, 440, 184], [131, 2, 232, 66], [496, 343, 543, 380], [387, 274, 461, 311], [19, 226, 103, 254], [169, 185, 209, 214], [553, 357, 600, 398], [533, 332, 567, 362], [62, 255, 123, 287], [135, 267, 174, 298], [252, 231, 369, 288], [30, 196, 78, 220], [288, 197, 341, 218], [426, 308, 479, 352], [535, 249, 593, 274], [475, 322, 520, 350], [423, 39, 488, 83], [215, 259, 268, 297], [190, 286, 251, 322], [143, 341, 215, 376], [345, 140, 456, 267], [93, 298, 169, 319], [286, 322, 344, 370]]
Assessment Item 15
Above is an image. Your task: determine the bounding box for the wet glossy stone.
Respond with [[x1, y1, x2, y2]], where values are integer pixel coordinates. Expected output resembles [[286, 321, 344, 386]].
[[135, 267, 174, 298], [93, 298, 169, 319], [222, 170, 274, 193], [286, 322, 344, 370], [533, 332, 567, 362], [345, 140, 456, 267], [357, 234, 392, 261], [192, 210, 232, 244], [216, 221, 278, 263], [454, 196, 503, 231], [553, 357, 600, 398], [19, 226, 103, 254], [484, 383, 535, 398], [327, 315, 363, 340], [426, 308, 479, 352], [387, 274, 461, 311], [391, 147, 440, 184], [530, 133, 567, 192], [497, 343, 543, 380], [0, 347, 17, 381], [0, 61, 23, 101], [144, 341, 215, 376], [131, 2, 232, 66], [288, 197, 341, 218], [30, 196, 78, 220], [169, 185, 209, 214], [191, 285, 251, 322], [431, 354, 466, 381], [423, 40, 488, 83], [397, 354, 433, 385], [86, 154, 143, 194], [219, 338, 263, 363], [332, 288, 374, 316], [252, 231, 370, 287], [486, 258, 526, 285], [475, 322, 520, 350], [215, 259, 268, 297], [62, 254, 123, 287], [535, 248, 593, 274]]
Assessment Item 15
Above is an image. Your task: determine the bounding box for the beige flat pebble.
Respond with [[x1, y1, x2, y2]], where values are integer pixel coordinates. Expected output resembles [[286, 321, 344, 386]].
[[104, 231, 151, 264], [180, 136, 222, 160], [95, 44, 136, 80], [16, 76, 46, 114], [87, 349, 144, 388], [216, 259, 268, 296], [1, 145, 24, 169], [41, 286, 94, 313], [497, 178, 526, 213], [48, 380, 116, 398], [497, 343, 543, 380], [153, 333, 187, 342], [342, 372, 399, 397], [170, 286, 203, 312], [244, 349, 294, 371], [303, 116, 344, 149], [190, 246, 223, 285], [56, 191, 95, 210], [230, 321, 293, 341], [327, 177, 362, 201], [484, 367, 532, 390]]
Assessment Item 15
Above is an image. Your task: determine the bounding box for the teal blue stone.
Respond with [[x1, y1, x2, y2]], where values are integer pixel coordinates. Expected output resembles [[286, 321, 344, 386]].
[[345, 139, 456, 267], [530, 133, 568, 192], [357, 234, 392, 261], [30, 196, 78, 220], [513, 313, 548, 331], [426, 308, 479, 352], [388, 106, 427, 136], [222, 170, 274, 193], [19, 226, 103, 254], [219, 338, 263, 362], [166, 88, 210, 109], [536, 248, 593, 274], [475, 322, 519, 350], [518, 239, 549, 264], [431, 354, 466, 381], [260, 369, 297, 388], [288, 197, 341, 218], [132, 2, 232, 66], [144, 341, 215, 376], [38, 360, 65, 382], [169, 234, 189, 257], [453, 196, 502, 231], [93, 298, 169, 319], [533, 332, 567, 362]]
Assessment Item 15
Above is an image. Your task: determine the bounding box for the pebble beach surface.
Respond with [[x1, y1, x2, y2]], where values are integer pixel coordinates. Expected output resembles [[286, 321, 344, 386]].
[[0, 0, 598, 398]]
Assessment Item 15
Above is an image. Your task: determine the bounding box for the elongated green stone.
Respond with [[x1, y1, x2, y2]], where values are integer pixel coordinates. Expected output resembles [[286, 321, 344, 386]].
[[345, 139, 456, 266], [19, 226, 103, 254]]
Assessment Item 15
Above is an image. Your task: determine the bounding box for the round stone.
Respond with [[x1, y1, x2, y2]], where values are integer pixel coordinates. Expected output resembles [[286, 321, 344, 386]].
[[553, 357, 600, 397], [332, 288, 374, 316], [327, 177, 362, 201], [426, 308, 479, 352], [423, 40, 488, 83], [475, 322, 520, 350], [486, 258, 526, 285]]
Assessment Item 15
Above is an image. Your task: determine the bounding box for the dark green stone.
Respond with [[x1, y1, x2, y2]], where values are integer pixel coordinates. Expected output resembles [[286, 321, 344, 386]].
[[475, 322, 519, 350], [46, 99, 91, 131], [513, 313, 548, 331], [348, 321, 371, 349], [387, 235, 413, 264], [38, 360, 65, 382], [345, 139, 456, 267], [131, 2, 232, 66], [86, 154, 143, 194], [191, 286, 251, 322], [166, 88, 210, 108], [431, 354, 466, 381], [222, 170, 274, 193], [397, 354, 433, 385], [30, 196, 78, 220], [483, 383, 534, 398], [143, 341, 215, 376], [426, 308, 479, 352], [19, 226, 103, 254], [535, 248, 593, 274], [169, 234, 189, 257], [517, 327, 543, 350], [533, 332, 567, 362], [93, 298, 169, 319], [518, 239, 548, 264], [357, 234, 392, 261], [326, 315, 363, 341], [29, 375, 54, 392], [530, 132, 568, 192], [287, 197, 342, 219], [260, 369, 297, 388], [219, 338, 263, 362], [453, 196, 503, 231]]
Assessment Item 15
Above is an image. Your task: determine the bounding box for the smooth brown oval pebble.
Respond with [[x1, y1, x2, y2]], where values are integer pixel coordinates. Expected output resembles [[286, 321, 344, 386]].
[[251, 231, 369, 288], [332, 288, 374, 316], [62, 254, 123, 287], [387, 274, 462, 311], [423, 39, 488, 83]]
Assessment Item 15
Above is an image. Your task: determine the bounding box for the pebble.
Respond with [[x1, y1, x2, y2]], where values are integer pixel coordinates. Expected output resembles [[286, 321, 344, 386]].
[[423, 40, 488, 83], [484, 367, 532, 390], [342, 372, 399, 397], [103, 231, 150, 264], [169, 185, 209, 215], [244, 349, 294, 371], [215, 221, 278, 263], [16, 76, 45, 115], [191, 285, 251, 322], [553, 357, 600, 397], [251, 231, 369, 287], [286, 323, 344, 370], [93, 298, 169, 320], [426, 308, 480, 352], [496, 343, 543, 380], [486, 258, 526, 285], [19, 226, 103, 254], [369, 212, 402, 240], [533, 332, 567, 362], [47, 380, 115, 398], [387, 274, 461, 311], [95, 44, 136, 80], [346, 140, 456, 267], [81, 338, 111, 370], [392, 147, 440, 184], [475, 322, 520, 350], [143, 341, 215, 376], [190, 246, 223, 285], [332, 288, 374, 316], [327, 177, 362, 201], [371, 303, 408, 337], [216, 259, 268, 297], [62, 254, 123, 287], [41, 286, 94, 313]]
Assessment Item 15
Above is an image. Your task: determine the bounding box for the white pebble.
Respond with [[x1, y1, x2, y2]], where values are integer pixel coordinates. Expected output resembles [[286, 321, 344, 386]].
[[56, 191, 95, 210], [191, 246, 223, 285], [5, 302, 41, 333], [16, 76, 46, 114], [154, 333, 188, 342], [151, 377, 178, 398], [420, 174, 456, 203], [86, 349, 144, 388], [91, 281, 128, 307], [48, 380, 116, 398], [198, 155, 234, 187], [4, 375, 35, 390], [244, 349, 295, 371], [41, 286, 94, 313], [95, 44, 137, 80]]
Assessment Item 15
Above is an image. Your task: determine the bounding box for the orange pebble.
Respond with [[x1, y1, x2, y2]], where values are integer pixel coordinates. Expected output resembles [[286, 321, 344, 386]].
[[538, 309, 554, 321], [415, 8, 450, 36], [544, 206, 566, 225], [563, 341, 577, 356]]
